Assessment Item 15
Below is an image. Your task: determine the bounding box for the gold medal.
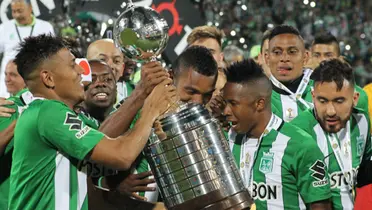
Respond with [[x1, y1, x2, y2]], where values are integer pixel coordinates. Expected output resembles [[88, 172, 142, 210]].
[[296, 94, 301, 99], [332, 143, 338, 149], [240, 162, 245, 168]]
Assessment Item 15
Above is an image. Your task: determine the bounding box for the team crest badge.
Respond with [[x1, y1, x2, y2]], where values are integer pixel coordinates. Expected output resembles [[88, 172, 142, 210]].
[[356, 135, 365, 156], [259, 152, 274, 173]]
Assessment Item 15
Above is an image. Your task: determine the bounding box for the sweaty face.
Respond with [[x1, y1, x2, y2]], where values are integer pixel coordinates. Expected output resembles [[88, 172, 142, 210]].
[[85, 63, 116, 109], [175, 68, 216, 105], [190, 38, 223, 66], [5, 61, 25, 95], [51, 49, 85, 105], [266, 34, 308, 82], [311, 44, 339, 64], [223, 82, 258, 134], [87, 42, 124, 81], [313, 81, 358, 133], [11, 2, 32, 25]]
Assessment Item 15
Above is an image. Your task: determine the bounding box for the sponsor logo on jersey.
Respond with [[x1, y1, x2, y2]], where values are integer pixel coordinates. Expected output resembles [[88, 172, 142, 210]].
[[251, 182, 280, 201], [64, 112, 83, 130], [259, 152, 274, 173], [75, 126, 91, 139], [310, 160, 328, 187], [78, 160, 117, 177], [330, 168, 359, 189]]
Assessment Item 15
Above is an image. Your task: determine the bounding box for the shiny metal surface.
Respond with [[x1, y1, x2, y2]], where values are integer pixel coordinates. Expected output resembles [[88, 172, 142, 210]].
[[145, 103, 252, 209], [113, 3, 169, 61]]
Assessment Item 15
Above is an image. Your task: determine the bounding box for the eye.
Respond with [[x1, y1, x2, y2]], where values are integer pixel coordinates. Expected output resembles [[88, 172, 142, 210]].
[[318, 99, 327, 104], [288, 49, 298, 54], [336, 99, 345, 104]]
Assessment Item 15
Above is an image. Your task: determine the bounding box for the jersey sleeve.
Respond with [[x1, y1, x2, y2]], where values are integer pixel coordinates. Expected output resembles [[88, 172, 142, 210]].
[[38, 101, 104, 160], [294, 136, 332, 203]]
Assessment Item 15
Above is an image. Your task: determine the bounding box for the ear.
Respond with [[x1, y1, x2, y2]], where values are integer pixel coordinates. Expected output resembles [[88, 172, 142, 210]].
[[40, 70, 55, 89], [219, 52, 224, 62], [353, 91, 360, 107], [303, 50, 310, 65], [264, 51, 270, 67], [256, 97, 266, 112]]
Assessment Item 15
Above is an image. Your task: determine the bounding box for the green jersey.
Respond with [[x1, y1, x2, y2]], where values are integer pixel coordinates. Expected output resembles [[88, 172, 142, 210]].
[[0, 89, 30, 209], [229, 114, 331, 210], [271, 70, 369, 122], [291, 108, 372, 210], [8, 99, 104, 210]]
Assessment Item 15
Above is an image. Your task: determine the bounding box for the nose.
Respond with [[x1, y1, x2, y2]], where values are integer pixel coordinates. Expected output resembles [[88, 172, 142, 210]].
[[191, 95, 203, 105], [326, 103, 337, 117], [280, 51, 289, 62], [223, 104, 232, 117]]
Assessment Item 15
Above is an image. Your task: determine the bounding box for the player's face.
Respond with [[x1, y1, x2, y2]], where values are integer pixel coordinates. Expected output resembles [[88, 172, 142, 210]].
[[85, 63, 116, 108], [11, 2, 32, 25], [266, 34, 308, 82], [5, 61, 25, 95], [123, 57, 136, 82], [52, 49, 85, 105], [174, 68, 216, 105], [311, 44, 339, 64], [190, 38, 223, 66], [312, 81, 358, 133], [223, 82, 258, 134]]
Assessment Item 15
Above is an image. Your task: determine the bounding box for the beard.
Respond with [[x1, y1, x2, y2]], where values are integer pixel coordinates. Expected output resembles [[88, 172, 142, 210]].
[[314, 106, 353, 134]]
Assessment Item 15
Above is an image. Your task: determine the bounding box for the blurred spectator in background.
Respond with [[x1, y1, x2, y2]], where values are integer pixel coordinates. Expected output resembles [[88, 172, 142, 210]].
[[0, 0, 54, 98], [249, 45, 260, 63], [224, 45, 244, 65], [4, 60, 25, 96]]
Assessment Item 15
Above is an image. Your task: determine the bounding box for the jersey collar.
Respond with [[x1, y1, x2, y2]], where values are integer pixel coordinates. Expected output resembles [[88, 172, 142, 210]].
[[15, 15, 36, 26]]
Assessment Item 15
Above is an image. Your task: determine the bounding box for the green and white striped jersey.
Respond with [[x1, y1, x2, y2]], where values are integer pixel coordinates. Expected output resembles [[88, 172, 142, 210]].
[[8, 99, 104, 210], [291, 108, 372, 210], [271, 71, 369, 122], [229, 114, 332, 210]]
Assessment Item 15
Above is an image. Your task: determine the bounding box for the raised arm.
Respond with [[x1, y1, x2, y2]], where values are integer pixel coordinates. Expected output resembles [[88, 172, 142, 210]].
[[99, 61, 169, 138], [90, 79, 176, 169]]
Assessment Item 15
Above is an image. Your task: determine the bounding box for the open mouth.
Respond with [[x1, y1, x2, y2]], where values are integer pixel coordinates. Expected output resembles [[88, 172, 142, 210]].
[[93, 92, 109, 100]]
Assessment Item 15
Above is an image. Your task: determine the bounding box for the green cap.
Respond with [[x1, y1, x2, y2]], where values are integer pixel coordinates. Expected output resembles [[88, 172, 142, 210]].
[[250, 45, 261, 58]]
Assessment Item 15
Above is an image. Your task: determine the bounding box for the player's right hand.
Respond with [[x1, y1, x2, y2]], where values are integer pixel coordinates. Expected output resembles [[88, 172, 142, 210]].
[[136, 61, 170, 97], [143, 79, 177, 119], [116, 171, 156, 201]]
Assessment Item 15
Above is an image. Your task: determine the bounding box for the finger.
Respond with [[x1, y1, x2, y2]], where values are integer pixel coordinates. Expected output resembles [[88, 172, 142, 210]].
[[0, 100, 15, 106], [146, 71, 169, 82], [142, 61, 160, 68], [132, 186, 157, 192], [135, 171, 153, 179], [0, 112, 12, 117], [130, 192, 147, 201]]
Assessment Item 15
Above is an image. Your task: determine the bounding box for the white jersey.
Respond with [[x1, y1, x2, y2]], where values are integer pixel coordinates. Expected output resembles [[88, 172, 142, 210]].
[[0, 18, 54, 98]]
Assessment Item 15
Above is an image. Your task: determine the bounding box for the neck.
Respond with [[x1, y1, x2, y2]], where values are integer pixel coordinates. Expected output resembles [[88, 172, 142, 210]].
[[272, 74, 304, 94], [249, 111, 272, 139], [82, 103, 111, 123], [32, 91, 78, 110]]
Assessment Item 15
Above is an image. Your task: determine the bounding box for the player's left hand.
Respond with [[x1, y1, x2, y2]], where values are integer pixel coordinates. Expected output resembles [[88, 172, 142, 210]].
[[0, 97, 15, 117]]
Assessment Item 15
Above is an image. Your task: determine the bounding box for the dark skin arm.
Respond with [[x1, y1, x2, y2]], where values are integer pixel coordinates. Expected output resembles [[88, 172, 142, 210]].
[[310, 199, 332, 210], [0, 121, 16, 156], [99, 61, 169, 138]]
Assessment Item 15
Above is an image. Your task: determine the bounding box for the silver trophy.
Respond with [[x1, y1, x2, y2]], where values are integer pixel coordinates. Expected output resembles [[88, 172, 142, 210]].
[[114, 2, 253, 209], [113, 1, 169, 61]]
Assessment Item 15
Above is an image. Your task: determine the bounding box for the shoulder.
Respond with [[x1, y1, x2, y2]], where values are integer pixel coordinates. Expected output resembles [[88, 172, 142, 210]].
[[279, 122, 317, 148], [35, 18, 52, 26], [0, 19, 15, 28], [290, 109, 317, 130]]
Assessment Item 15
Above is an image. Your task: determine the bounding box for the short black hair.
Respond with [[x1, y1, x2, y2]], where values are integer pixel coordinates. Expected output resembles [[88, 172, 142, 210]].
[[63, 38, 83, 58], [225, 59, 269, 85], [172, 45, 218, 79], [269, 25, 302, 40], [312, 59, 355, 91], [15, 34, 67, 81], [260, 29, 272, 53], [312, 32, 340, 55]]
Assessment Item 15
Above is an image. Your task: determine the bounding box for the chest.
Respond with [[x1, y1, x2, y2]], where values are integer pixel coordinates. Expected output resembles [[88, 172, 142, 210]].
[[271, 91, 312, 122]]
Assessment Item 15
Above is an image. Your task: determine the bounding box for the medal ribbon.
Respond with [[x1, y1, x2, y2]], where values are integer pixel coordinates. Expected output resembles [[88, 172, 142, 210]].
[[270, 68, 313, 109]]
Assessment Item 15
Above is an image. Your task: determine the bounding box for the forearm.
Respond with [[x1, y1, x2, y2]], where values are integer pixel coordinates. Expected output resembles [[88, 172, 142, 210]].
[[116, 111, 154, 168], [99, 89, 146, 138], [0, 131, 13, 156]]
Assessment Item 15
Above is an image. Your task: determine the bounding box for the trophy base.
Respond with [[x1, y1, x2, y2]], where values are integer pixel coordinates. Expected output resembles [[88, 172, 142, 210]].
[[168, 190, 253, 210]]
